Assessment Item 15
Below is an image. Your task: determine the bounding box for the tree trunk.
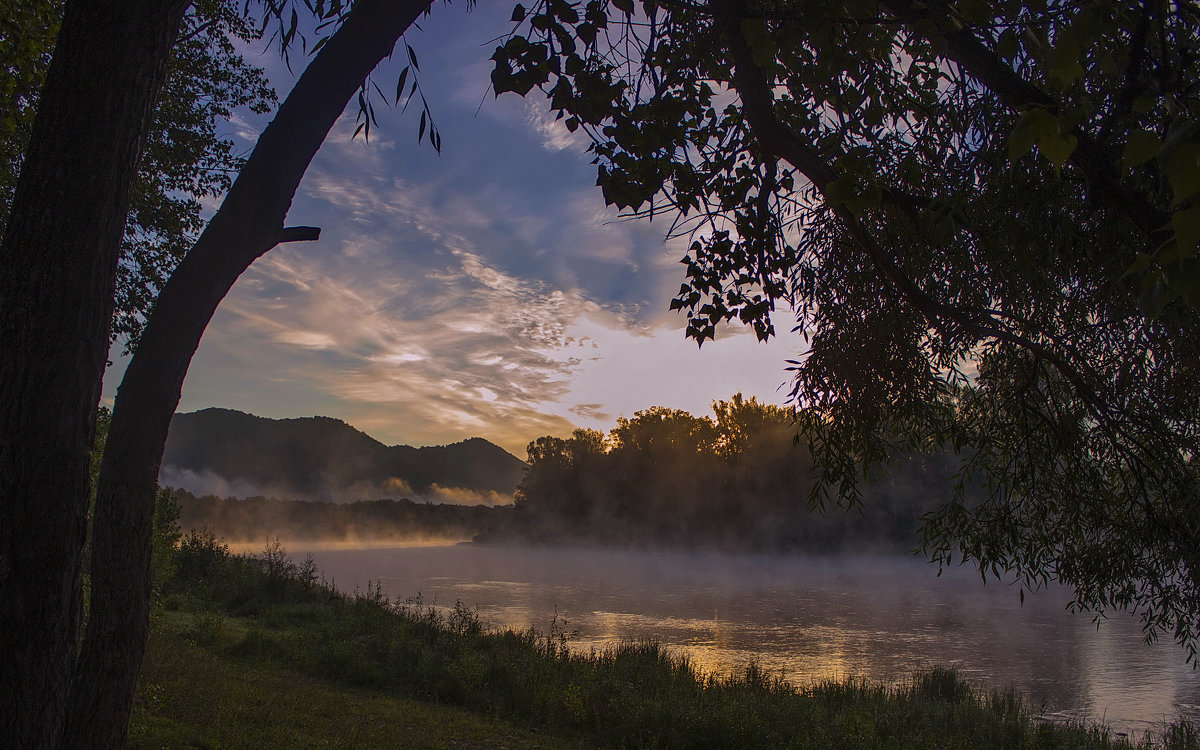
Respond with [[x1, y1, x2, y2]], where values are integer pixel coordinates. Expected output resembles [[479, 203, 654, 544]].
[[65, 1, 433, 745], [0, 1, 188, 748]]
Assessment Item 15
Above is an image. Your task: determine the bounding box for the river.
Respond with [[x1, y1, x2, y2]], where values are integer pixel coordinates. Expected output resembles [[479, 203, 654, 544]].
[[281, 543, 1199, 736]]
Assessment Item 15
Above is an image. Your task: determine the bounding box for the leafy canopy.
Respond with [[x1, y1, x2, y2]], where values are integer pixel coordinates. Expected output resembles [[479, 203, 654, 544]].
[[492, 0, 1200, 660], [0, 0, 276, 349]]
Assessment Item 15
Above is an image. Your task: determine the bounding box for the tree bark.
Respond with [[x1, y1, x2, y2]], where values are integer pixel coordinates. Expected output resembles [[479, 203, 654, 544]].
[[65, 1, 433, 746], [0, 1, 188, 748]]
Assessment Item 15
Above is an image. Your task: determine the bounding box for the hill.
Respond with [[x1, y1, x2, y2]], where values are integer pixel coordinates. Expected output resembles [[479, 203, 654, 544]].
[[160, 408, 525, 502]]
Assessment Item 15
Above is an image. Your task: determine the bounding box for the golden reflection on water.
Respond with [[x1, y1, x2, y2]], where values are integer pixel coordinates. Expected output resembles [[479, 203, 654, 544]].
[[292, 544, 1200, 736]]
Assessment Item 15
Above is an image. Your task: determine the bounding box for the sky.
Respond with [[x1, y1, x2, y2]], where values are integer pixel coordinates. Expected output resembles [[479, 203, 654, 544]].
[[101, 1, 805, 459]]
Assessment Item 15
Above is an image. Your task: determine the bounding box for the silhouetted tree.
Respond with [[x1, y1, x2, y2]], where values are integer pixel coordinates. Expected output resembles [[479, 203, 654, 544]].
[[510, 396, 934, 551], [1, 3, 192, 745], [72, 2, 438, 744], [492, 0, 1200, 660], [1, 1, 440, 746]]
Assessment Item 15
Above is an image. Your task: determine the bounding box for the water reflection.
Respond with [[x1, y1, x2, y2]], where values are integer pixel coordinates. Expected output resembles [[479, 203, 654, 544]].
[[296, 544, 1200, 736]]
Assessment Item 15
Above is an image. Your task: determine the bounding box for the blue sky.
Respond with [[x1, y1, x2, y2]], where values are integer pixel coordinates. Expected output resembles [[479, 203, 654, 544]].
[[102, 1, 804, 457]]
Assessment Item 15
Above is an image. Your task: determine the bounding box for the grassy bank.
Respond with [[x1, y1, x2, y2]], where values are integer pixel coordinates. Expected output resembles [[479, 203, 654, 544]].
[[131, 531, 1199, 749]]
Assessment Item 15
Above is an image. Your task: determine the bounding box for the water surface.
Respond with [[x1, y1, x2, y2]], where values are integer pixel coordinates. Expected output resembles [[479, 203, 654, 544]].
[[292, 543, 1199, 735]]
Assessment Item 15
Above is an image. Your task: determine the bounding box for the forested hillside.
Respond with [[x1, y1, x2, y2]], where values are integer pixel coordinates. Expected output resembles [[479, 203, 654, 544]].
[[162, 408, 526, 501]]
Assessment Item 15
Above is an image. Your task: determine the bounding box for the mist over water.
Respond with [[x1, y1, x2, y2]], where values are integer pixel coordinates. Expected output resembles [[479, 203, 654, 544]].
[[295, 544, 1200, 736]]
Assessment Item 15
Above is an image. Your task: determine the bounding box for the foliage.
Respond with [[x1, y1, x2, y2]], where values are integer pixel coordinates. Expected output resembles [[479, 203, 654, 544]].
[[503, 395, 941, 550], [150, 488, 183, 602], [140, 537, 1199, 749], [491, 0, 1200, 660], [0, 0, 275, 349], [0, 0, 58, 214]]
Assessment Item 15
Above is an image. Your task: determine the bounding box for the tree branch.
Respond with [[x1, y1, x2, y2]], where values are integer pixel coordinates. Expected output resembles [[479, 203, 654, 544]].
[[280, 225, 321, 242], [713, 0, 1121, 439], [879, 0, 1170, 235]]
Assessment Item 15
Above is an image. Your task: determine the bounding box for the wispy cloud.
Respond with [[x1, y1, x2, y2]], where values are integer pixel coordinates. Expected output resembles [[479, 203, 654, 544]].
[[188, 237, 609, 453]]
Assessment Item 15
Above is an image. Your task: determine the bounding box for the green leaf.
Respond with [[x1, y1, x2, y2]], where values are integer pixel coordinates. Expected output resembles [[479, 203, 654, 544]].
[[1123, 252, 1156, 279], [823, 175, 856, 207], [577, 22, 597, 46], [995, 29, 1020, 61], [1122, 129, 1162, 172], [394, 66, 410, 105], [1132, 93, 1156, 114], [1040, 131, 1078, 169], [511, 3, 526, 22], [612, 0, 634, 15], [1045, 28, 1083, 87], [956, 0, 993, 24], [1008, 109, 1076, 167], [740, 19, 777, 68], [844, 185, 883, 216], [1171, 205, 1200, 257], [491, 60, 515, 96], [1164, 143, 1200, 204], [1009, 109, 1053, 160]]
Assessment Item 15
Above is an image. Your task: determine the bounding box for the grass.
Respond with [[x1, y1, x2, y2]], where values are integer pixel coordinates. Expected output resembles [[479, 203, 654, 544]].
[[130, 613, 572, 749], [129, 531, 1200, 749]]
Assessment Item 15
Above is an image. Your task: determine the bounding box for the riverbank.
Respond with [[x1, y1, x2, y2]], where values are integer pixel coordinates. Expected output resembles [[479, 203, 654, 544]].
[[128, 532, 1198, 749]]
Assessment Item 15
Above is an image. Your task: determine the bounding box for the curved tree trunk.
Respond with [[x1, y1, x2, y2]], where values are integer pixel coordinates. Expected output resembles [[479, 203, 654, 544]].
[[65, 1, 434, 745], [0, 1, 188, 747]]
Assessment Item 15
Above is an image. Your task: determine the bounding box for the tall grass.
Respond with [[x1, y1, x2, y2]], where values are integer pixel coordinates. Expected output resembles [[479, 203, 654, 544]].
[[145, 533, 1198, 750]]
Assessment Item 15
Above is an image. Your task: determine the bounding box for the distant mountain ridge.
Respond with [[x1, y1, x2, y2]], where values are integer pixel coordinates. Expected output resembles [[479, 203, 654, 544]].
[[161, 408, 526, 503]]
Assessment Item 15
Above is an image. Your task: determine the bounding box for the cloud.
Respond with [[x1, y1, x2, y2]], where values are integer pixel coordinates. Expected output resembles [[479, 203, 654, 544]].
[[526, 98, 591, 153], [184, 238, 608, 454], [159, 467, 271, 499], [275, 330, 338, 349], [569, 403, 611, 422]]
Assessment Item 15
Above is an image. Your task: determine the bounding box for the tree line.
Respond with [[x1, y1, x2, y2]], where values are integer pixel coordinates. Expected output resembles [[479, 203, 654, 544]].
[[479, 395, 951, 551], [165, 395, 951, 553]]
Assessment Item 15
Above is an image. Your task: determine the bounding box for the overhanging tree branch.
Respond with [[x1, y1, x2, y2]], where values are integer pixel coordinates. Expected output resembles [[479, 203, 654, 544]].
[[280, 225, 322, 242], [715, 0, 1123, 441], [492, 0, 1200, 661], [879, 0, 1171, 235]]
